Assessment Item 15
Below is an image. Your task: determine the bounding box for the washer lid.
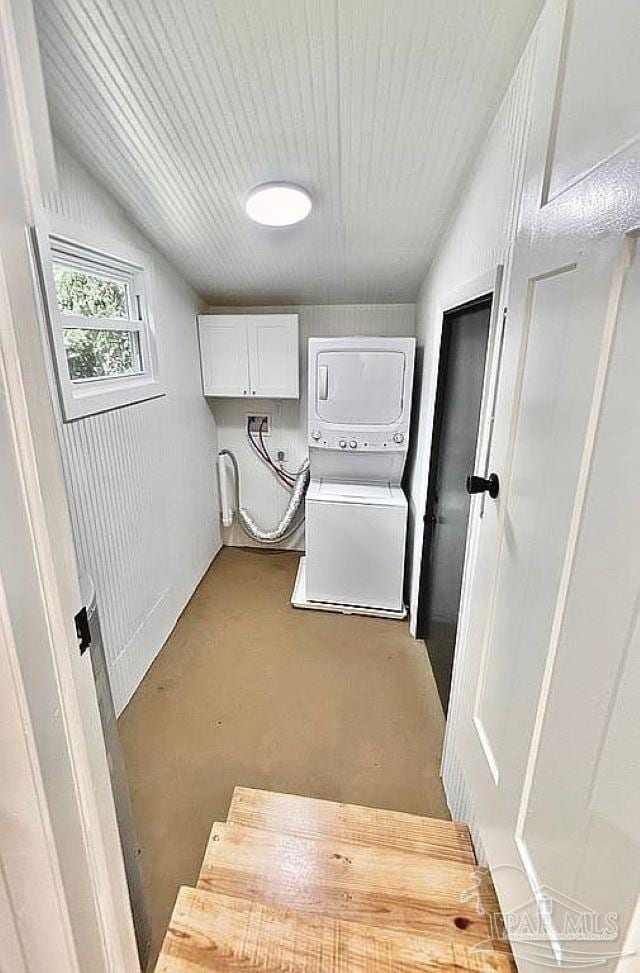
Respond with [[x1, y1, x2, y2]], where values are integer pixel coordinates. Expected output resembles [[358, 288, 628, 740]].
[[307, 479, 406, 506]]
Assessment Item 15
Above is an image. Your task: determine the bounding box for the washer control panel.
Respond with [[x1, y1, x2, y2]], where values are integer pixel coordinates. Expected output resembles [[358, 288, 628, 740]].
[[308, 427, 409, 450]]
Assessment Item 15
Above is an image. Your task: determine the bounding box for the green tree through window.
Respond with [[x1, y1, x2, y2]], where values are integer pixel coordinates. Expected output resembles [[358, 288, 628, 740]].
[[63, 328, 141, 381], [54, 266, 142, 381], [54, 266, 128, 317]]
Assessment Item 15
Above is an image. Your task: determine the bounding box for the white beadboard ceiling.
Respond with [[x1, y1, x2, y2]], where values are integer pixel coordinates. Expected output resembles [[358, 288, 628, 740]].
[[34, 0, 542, 305]]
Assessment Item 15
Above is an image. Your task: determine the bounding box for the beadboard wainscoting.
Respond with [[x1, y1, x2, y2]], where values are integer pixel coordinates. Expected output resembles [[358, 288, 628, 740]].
[[206, 303, 416, 551], [43, 143, 221, 714]]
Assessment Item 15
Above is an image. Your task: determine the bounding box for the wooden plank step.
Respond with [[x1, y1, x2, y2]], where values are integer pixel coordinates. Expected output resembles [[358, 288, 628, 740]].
[[228, 786, 475, 863], [208, 821, 226, 843], [155, 886, 515, 972], [198, 820, 507, 952]]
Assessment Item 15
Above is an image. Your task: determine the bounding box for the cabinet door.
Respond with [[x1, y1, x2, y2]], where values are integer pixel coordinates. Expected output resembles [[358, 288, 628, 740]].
[[198, 315, 249, 396], [247, 314, 299, 398]]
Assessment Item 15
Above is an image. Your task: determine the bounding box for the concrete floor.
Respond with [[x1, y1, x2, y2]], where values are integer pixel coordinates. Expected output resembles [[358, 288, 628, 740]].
[[119, 546, 448, 966]]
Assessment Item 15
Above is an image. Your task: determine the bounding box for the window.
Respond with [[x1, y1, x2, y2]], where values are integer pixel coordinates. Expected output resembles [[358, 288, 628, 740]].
[[37, 224, 163, 420]]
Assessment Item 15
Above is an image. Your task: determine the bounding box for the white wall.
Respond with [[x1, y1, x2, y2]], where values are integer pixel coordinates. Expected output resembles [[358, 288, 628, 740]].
[[406, 40, 536, 631], [404, 35, 537, 849], [207, 304, 416, 550], [43, 142, 222, 714]]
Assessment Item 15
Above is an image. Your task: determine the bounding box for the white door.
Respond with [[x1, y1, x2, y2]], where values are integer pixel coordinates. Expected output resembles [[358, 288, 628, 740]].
[[199, 315, 250, 395], [246, 314, 299, 398], [0, 3, 137, 968], [453, 1, 640, 969], [0, 569, 78, 972]]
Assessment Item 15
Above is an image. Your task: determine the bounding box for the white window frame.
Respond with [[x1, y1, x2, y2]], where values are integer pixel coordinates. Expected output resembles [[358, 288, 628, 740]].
[[34, 216, 164, 421]]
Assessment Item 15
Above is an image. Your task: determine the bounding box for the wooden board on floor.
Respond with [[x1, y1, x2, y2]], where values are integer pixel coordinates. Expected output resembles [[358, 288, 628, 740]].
[[155, 886, 515, 973], [228, 786, 475, 863], [199, 821, 226, 870], [198, 820, 505, 951]]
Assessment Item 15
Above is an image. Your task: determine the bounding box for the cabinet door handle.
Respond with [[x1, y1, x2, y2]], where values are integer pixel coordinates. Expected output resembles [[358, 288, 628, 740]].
[[318, 365, 328, 400]]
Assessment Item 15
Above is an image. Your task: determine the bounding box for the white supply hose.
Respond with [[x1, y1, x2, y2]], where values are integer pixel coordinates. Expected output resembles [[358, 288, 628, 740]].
[[218, 448, 308, 544]]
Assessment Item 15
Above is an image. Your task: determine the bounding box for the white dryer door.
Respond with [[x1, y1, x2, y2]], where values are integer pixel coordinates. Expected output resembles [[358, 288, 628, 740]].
[[316, 350, 406, 424]]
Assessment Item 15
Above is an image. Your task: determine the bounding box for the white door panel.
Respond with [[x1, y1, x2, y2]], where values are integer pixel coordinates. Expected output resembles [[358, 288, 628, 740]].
[[547, 0, 640, 200], [475, 245, 618, 782], [199, 315, 249, 396], [451, 1, 640, 969], [247, 314, 298, 398], [517, 237, 640, 941]]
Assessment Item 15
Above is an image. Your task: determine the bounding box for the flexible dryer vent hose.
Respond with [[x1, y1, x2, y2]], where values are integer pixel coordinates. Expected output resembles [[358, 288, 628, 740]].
[[218, 448, 309, 544]]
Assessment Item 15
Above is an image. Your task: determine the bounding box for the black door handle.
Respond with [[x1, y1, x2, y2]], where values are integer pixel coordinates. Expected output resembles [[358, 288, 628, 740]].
[[466, 473, 499, 499]]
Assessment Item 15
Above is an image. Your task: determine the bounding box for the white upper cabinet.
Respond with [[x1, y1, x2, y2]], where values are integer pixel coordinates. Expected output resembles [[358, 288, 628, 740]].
[[198, 315, 250, 396], [246, 315, 299, 398], [198, 313, 299, 398]]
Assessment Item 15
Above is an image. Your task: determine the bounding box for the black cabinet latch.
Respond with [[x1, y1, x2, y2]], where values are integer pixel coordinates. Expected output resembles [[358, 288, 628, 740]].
[[75, 606, 91, 655]]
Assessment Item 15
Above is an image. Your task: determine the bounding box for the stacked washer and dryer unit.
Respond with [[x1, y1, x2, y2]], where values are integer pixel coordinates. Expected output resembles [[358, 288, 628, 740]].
[[292, 336, 416, 618]]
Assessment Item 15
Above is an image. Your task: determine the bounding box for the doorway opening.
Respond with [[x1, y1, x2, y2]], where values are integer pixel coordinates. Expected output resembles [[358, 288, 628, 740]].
[[416, 294, 492, 713]]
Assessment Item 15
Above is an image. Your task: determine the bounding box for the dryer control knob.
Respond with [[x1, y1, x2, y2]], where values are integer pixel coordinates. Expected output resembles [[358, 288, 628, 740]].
[[349, 440, 357, 449], [311, 429, 321, 440], [339, 439, 347, 448], [393, 432, 404, 444]]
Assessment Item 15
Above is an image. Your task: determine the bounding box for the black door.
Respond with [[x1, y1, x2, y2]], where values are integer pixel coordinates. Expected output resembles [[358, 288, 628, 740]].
[[417, 296, 492, 713]]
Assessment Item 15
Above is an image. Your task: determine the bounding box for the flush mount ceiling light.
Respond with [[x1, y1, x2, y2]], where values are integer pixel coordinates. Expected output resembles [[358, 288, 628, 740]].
[[245, 182, 312, 227]]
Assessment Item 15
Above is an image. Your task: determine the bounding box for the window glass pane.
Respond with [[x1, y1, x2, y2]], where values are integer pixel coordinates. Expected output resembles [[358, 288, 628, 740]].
[[54, 262, 130, 319], [63, 328, 142, 382]]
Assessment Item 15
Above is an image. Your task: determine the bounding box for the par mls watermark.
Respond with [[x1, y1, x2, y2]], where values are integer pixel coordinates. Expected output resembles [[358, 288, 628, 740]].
[[495, 900, 617, 944], [460, 865, 634, 968]]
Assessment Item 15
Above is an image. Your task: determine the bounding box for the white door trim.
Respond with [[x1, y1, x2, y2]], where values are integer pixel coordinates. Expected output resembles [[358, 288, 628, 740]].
[[410, 266, 505, 637], [435, 266, 506, 777], [439, 266, 502, 315]]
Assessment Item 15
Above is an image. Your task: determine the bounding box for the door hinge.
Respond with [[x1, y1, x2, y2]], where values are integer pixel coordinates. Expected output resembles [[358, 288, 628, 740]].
[[75, 606, 91, 655]]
